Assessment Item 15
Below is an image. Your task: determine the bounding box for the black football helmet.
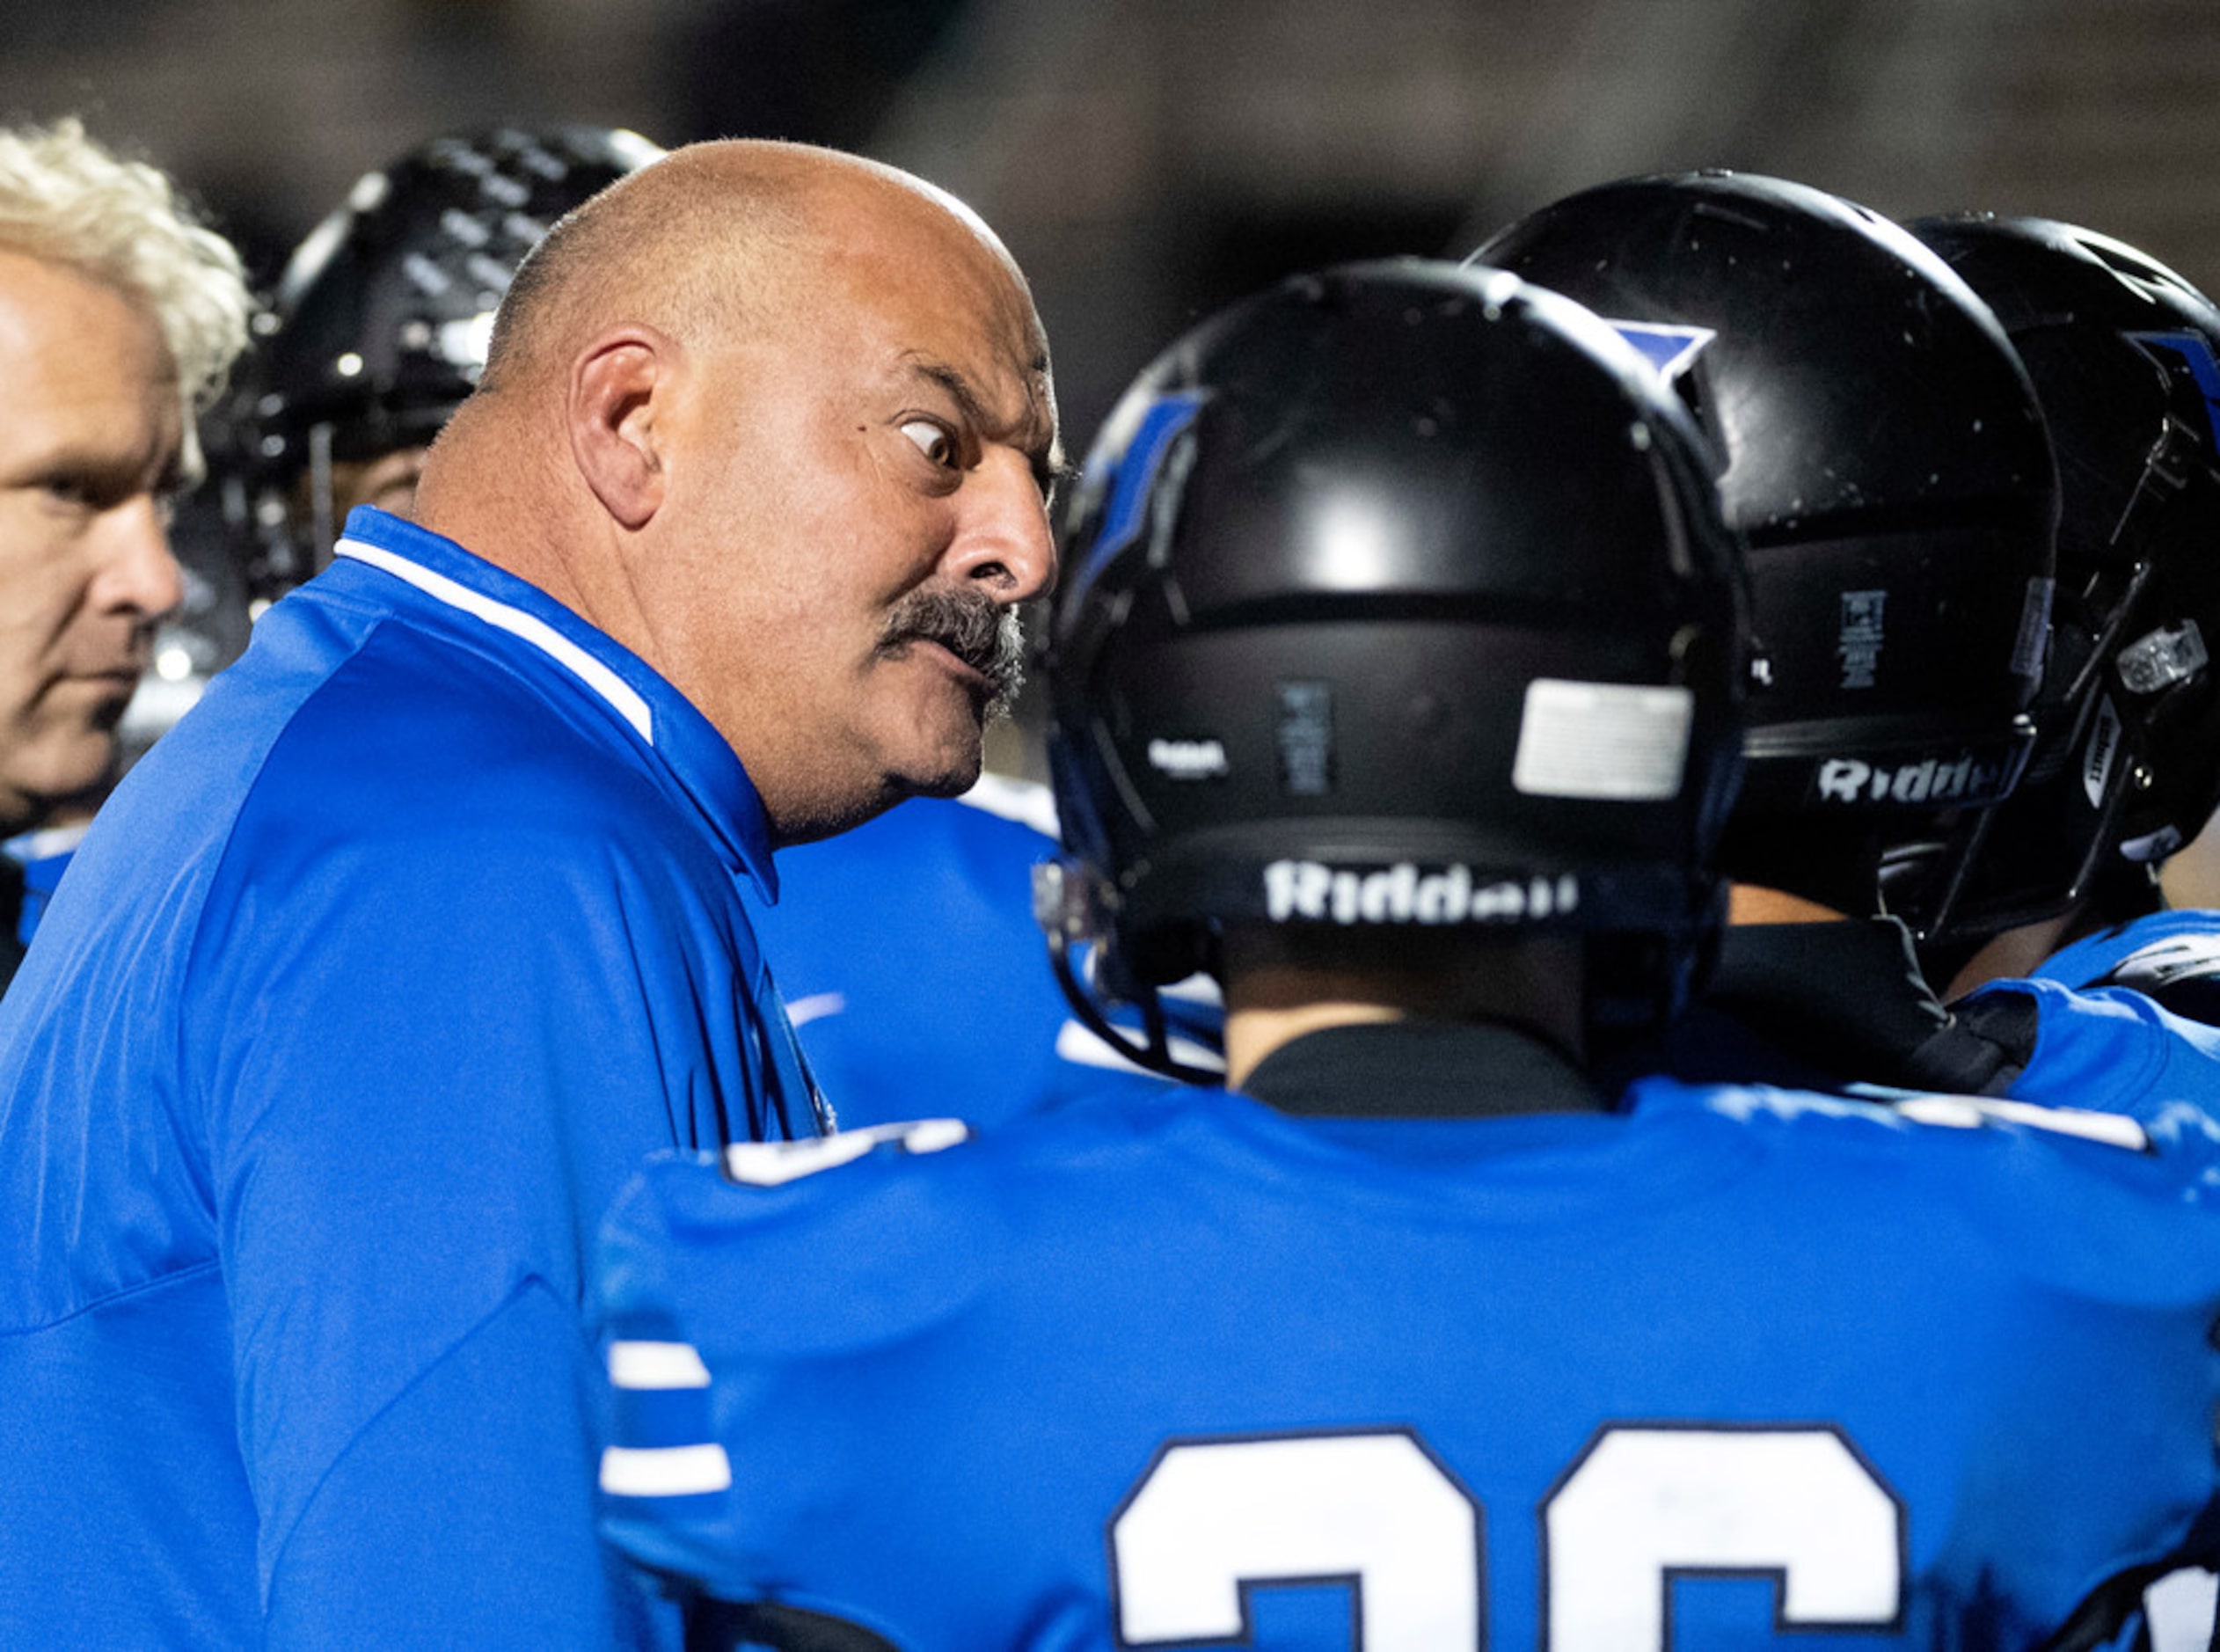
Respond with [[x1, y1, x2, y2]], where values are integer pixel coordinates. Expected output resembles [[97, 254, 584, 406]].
[[1901, 215, 2220, 941], [1039, 260, 1748, 1078], [234, 125, 663, 596], [1474, 172, 2058, 916]]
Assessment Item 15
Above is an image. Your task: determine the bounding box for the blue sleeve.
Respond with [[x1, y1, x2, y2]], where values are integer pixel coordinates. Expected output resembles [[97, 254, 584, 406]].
[[2034, 911, 2216, 990], [186, 768, 741, 1642], [1981, 976, 2220, 1128], [265, 1283, 679, 1648]]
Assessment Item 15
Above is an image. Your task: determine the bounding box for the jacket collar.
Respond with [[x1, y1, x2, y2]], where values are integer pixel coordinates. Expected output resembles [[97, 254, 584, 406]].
[[332, 507, 779, 902]]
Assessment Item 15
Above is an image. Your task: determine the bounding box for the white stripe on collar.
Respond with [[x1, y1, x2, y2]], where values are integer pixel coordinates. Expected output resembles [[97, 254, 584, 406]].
[[335, 537, 654, 744]]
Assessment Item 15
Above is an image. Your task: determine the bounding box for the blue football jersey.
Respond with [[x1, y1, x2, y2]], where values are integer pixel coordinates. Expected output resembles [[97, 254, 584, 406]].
[[2036, 910, 2220, 1027], [1952, 974, 2220, 1128], [597, 1080, 2220, 1649], [756, 776, 1221, 1130]]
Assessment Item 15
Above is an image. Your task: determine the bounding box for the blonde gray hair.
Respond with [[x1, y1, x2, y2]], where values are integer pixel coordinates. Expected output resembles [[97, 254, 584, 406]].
[[0, 119, 253, 469]]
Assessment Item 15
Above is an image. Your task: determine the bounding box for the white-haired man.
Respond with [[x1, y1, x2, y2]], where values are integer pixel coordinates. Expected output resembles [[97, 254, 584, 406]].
[[0, 119, 252, 989]]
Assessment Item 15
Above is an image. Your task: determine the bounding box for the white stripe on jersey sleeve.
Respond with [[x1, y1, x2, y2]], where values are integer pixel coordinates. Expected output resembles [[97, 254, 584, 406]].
[[336, 538, 654, 744], [599, 1444, 733, 1497], [609, 1341, 712, 1391]]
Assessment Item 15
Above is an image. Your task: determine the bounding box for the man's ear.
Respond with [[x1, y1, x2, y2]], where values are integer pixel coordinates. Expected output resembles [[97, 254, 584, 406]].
[[569, 326, 675, 530]]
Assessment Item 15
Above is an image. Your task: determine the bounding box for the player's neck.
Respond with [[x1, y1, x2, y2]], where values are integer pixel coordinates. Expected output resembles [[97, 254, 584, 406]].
[[1728, 883, 1854, 925], [1220, 930, 1586, 1093], [1223, 998, 1403, 1092], [1939, 910, 2078, 1002]]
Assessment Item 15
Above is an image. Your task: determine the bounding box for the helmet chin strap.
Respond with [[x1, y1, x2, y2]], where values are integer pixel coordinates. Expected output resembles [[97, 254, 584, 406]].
[[1035, 859, 1223, 1086], [1042, 923, 1224, 1087]]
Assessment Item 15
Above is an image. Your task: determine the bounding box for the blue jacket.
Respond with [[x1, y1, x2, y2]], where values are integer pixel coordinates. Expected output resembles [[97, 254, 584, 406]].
[[0, 507, 816, 1648]]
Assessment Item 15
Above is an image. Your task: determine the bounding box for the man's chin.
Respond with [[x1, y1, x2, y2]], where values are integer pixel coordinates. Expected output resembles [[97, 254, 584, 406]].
[[0, 746, 120, 836], [894, 741, 985, 802], [880, 687, 993, 801]]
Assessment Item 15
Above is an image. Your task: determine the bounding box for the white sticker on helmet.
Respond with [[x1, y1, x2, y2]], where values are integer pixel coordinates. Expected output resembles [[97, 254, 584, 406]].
[[1837, 588, 1887, 690], [1512, 679, 1692, 800]]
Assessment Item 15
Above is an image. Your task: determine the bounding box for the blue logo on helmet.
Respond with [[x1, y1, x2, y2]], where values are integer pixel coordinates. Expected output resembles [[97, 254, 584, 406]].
[[1608, 321, 1717, 383], [1083, 391, 1209, 579], [2128, 331, 2220, 450]]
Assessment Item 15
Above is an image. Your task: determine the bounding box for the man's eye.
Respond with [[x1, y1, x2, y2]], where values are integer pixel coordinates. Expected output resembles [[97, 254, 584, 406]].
[[899, 420, 958, 469]]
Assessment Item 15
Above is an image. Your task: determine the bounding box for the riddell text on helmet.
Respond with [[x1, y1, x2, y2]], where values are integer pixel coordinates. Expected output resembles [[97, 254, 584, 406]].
[[1811, 753, 2003, 806], [1263, 860, 1580, 925]]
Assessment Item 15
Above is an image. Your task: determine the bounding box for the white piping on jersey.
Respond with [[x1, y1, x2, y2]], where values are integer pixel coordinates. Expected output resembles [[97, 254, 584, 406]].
[[783, 991, 847, 1027], [608, 1340, 712, 1390], [335, 538, 654, 745], [599, 1443, 733, 1497]]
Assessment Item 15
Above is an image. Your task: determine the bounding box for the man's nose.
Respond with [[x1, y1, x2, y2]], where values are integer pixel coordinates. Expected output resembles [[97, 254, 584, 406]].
[[949, 446, 1057, 604], [95, 495, 185, 621]]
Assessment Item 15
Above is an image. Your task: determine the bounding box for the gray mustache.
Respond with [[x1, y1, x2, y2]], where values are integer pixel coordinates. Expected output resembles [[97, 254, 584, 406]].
[[879, 587, 1026, 715]]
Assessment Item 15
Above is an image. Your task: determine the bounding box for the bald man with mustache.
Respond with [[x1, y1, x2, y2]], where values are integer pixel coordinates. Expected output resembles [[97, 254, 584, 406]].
[[0, 141, 1060, 1649]]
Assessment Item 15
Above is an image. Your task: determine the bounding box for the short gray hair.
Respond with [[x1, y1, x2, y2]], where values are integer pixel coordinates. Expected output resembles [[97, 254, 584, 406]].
[[0, 119, 253, 471]]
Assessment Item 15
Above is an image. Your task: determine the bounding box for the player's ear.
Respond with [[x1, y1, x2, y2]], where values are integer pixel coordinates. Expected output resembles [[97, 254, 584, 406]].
[[569, 325, 672, 531]]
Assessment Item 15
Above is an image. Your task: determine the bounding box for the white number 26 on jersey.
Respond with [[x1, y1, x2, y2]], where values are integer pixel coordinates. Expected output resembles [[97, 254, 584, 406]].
[[1109, 1425, 1902, 1649]]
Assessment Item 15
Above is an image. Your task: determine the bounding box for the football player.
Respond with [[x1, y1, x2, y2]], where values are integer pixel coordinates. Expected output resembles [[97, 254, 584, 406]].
[[235, 125, 663, 599], [1479, 175, 2220, 1123], [594, 259, 2220, 1648], [1479, 173, 2075, 1094], [1901, 217, 2220, 1031]]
